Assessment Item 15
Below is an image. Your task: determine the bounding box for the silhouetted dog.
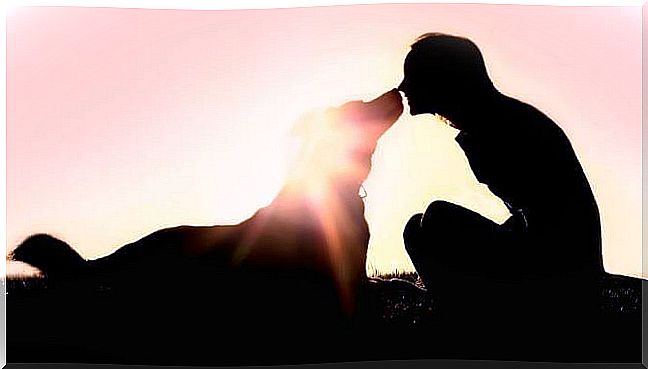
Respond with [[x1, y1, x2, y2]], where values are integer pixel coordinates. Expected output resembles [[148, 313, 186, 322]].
[[10, 90, 403, 317]]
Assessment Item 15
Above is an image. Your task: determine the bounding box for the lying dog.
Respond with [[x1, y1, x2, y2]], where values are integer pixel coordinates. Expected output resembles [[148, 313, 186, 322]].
[[10, 89, 403, 315]]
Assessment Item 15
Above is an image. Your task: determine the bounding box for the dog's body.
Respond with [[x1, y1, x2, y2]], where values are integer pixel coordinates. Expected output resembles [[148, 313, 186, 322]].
[[11, 90, 403, 314]]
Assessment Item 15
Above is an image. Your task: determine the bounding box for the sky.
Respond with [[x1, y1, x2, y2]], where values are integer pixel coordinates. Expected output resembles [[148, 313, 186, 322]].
[[5, 3, 643, 278]]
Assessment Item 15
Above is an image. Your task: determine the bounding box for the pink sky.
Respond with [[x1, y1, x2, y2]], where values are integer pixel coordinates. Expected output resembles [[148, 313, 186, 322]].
[[6, 4, 642, 277]]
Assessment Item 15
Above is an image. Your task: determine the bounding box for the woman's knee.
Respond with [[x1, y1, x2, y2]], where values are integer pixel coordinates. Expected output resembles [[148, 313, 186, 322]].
[[421, 200, 459, 229], [405, 201, 467, 255], [403, 213, 424, 252]]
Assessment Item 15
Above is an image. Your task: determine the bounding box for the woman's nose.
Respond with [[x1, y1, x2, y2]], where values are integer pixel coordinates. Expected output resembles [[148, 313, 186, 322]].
[[397, 80, 406, 92]]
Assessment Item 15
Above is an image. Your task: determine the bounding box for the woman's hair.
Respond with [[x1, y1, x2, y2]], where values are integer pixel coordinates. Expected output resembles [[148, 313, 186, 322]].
[[408, 33, 495, 96]]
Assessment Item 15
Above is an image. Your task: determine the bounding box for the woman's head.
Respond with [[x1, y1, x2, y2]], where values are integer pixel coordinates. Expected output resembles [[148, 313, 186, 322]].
[[398, 33, 496, 122]]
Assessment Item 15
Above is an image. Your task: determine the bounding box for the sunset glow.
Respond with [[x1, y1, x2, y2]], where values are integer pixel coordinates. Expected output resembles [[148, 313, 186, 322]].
[[6, 4, 642, 278]]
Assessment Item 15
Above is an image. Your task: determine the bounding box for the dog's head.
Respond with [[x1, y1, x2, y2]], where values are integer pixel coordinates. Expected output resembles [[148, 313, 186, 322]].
[[336, 88, 404, 143], [285, 90, 403, 194]]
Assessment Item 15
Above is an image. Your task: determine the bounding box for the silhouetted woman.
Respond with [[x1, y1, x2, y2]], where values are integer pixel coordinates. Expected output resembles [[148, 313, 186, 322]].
[[399, 33, 603, 332]]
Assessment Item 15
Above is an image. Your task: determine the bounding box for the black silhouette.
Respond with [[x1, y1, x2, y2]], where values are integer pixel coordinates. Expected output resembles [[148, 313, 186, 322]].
[[10, 234, 88, 278], [399, 33, 604, 335]]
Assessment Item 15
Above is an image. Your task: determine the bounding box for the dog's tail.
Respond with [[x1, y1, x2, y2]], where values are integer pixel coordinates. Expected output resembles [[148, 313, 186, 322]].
[[9, 234, 88, 276]]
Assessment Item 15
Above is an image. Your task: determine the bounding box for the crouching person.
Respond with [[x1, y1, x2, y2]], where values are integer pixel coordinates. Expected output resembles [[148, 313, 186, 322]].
[[398, 33, 603, 342]]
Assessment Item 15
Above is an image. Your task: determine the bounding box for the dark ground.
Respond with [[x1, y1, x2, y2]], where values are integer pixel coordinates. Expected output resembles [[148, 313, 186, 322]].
[[6, 271, 643, 365]]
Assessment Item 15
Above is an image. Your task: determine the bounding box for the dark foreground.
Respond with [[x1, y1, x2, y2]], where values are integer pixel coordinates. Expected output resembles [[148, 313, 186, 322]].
[[7, 271, 642, 365]]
